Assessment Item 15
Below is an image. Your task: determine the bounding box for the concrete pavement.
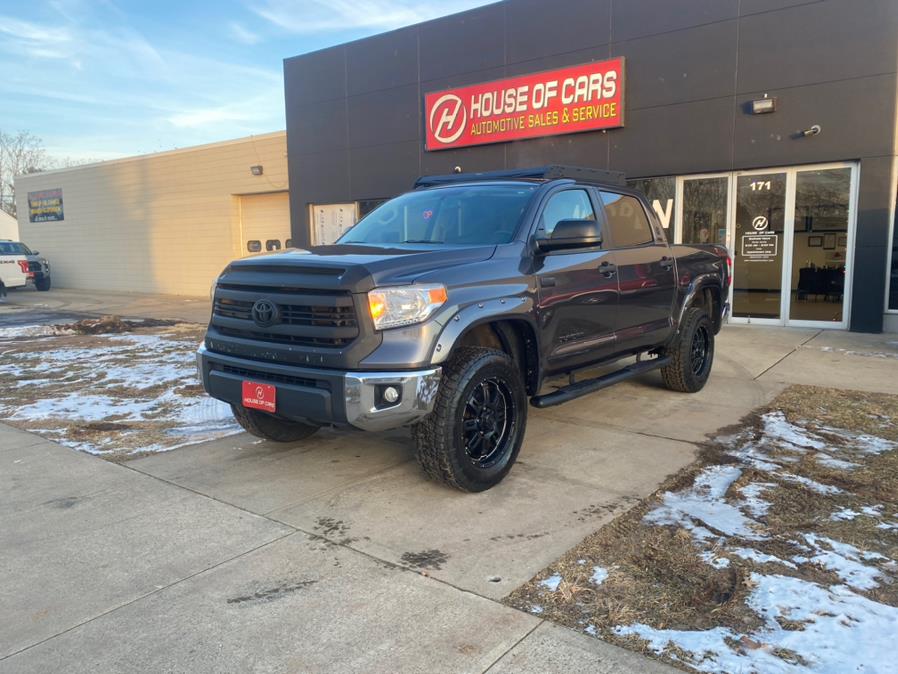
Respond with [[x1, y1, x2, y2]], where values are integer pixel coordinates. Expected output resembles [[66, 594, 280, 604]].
[[3, 290, 898, 671], [2, 286, 211, 324]]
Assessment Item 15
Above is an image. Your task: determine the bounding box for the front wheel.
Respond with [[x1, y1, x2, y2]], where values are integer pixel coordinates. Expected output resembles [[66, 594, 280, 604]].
[[661, 307, 714, 393], [35, 276, 51, 291], [413, 347, 527, 492], [230, 404, 320, 442]]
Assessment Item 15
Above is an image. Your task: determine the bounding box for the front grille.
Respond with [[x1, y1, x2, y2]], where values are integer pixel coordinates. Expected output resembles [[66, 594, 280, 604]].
[[27, 261, 41, 272], [213, 298, 357, 329], [213, 363, 328, 390], [216, 326, 356, 348], [211, 287, 360, 349]]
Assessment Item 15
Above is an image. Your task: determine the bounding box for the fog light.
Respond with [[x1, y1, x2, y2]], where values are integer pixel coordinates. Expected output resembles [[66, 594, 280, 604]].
[[383, 386, 400, 404]]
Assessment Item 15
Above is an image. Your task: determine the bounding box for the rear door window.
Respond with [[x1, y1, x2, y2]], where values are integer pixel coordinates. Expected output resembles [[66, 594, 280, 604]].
[[600, 192, 655, 247]]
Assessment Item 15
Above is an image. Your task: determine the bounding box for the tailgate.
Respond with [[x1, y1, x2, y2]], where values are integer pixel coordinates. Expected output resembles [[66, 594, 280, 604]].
[[0, 255, 28, 286]]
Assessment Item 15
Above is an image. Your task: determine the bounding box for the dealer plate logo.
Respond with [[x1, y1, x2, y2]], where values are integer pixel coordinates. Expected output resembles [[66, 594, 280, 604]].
[[429, 93, 466, 145], [251, 299, 279, 327]]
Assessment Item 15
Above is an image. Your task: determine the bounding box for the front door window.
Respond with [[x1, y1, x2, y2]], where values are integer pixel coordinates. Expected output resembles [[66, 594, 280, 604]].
[[733, 173, 788, 320], [788, 168, 851, 323]]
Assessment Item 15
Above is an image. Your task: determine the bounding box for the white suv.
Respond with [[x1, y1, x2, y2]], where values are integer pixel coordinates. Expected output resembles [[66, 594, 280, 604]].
[[0, 240, 51, 296]]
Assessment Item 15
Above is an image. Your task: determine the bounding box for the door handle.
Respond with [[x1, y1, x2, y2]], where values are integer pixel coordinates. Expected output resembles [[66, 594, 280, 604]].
[[659, 256, 674, 270], [599, 261, 617, 277]]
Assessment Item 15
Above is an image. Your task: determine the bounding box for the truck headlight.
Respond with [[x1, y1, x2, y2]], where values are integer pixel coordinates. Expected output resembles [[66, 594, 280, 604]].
[[367, 284, 447, 330]]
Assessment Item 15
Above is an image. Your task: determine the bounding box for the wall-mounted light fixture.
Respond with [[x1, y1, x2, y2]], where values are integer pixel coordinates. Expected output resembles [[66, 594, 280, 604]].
[[750, 94, 777, 115], [250, 165, 264, 176]]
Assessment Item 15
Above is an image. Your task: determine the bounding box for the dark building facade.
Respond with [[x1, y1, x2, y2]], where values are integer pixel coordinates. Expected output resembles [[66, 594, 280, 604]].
[[284, 0, 898, 333]]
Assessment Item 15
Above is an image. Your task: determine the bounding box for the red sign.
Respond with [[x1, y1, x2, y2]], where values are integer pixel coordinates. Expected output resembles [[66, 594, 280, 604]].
[[242, 381, 276, 413], [424, 58, 625, 151]]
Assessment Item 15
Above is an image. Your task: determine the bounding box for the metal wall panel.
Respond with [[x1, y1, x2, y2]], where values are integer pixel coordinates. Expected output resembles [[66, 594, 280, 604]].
[[611, 0, 738, 41], [504, 0, 611, 63], [419, 4, 506, 81], [346, 27, 419, 96], [611, 20, 738, 109]]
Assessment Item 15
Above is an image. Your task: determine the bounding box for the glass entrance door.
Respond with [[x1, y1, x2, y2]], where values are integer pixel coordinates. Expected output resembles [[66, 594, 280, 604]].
[[732, 172, 788, 322], [674, 162, 856, 329]]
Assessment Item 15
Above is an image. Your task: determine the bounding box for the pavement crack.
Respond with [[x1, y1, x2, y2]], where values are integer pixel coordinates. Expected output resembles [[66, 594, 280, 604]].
[[482, 620, 543, 673], [753, 329, 822, 381], [0, 530, 298, 663]]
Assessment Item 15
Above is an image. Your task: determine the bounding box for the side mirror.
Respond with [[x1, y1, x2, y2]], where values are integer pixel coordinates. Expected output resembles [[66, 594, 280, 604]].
[[536, 219, 602, 252]]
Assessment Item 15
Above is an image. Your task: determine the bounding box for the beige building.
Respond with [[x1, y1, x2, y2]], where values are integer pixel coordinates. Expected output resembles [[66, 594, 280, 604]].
[[14, 131, 289, 296], [0, 209, 18, 240]]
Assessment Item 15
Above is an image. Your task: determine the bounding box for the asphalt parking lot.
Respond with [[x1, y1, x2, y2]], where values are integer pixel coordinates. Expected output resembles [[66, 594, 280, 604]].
[[3, 289, 898, 672]]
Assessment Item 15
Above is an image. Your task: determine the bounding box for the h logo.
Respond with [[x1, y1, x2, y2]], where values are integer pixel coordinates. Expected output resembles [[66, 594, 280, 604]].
[[429, 94, 467, 145]]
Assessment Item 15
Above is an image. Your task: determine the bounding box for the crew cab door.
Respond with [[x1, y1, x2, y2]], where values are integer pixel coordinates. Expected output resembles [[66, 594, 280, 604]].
[[598, 190, 676, 352], [532, 187, 620, 374]]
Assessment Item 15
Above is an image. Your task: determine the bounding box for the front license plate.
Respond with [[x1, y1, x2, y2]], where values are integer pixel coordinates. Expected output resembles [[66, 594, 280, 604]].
[[242, 381, 276, 413]]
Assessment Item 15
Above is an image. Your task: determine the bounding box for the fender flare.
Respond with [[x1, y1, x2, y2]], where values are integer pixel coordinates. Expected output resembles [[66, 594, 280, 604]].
[[430, 296, 537, 365], [676, 274, 723, 333]]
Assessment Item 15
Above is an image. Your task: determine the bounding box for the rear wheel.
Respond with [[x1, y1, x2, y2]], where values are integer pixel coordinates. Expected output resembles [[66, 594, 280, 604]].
[[35, 276, 51, 291], [661, 307, 714, 393], [230, 404, 320, 442], [413, 347, 527, 492]]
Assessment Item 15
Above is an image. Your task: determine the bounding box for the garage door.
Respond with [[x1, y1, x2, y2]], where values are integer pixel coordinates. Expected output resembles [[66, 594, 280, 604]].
[[239, 191, 291, 255]]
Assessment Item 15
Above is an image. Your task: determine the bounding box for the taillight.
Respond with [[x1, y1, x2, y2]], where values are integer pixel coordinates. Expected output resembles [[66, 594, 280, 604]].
[[16, 260, 28, 273], [726, 254, 733, 287]]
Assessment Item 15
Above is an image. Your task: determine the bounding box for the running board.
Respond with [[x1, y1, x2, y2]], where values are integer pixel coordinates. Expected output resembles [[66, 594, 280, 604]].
[[530, 356, 671, 409]]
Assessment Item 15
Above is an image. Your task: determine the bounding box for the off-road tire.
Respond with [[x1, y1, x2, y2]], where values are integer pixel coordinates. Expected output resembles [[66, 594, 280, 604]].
[[230, 404, 320, 442], [35, 277, 51, 291], [413, 347, 527, 492], [661, 307, 714, 393]]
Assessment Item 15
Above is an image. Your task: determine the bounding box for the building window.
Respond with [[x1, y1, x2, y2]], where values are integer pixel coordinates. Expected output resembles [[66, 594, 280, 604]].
[[627, 176, 675, 242]]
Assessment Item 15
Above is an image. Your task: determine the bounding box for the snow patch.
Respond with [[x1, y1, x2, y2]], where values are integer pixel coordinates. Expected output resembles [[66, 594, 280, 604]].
[[591, 566, 609, 585], [644, 465, 765, 542], [616, 573, 898, 674], [540, 574, 563, 592]]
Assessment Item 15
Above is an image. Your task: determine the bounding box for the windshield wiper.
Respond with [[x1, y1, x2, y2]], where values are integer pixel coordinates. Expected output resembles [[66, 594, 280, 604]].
[[400, 239, 443, 244]]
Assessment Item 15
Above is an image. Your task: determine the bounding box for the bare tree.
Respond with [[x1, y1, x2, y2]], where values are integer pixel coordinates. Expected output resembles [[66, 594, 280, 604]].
[[0, 130, 52, 218]]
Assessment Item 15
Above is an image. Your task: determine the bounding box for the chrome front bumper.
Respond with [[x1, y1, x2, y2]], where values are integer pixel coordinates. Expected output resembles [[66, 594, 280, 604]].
[[197, 344, 441, 433], [343, 368, 442, 432]]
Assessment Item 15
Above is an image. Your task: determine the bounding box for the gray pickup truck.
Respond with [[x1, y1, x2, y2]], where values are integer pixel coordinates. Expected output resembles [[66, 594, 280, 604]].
[[198, 166, 730, 491]]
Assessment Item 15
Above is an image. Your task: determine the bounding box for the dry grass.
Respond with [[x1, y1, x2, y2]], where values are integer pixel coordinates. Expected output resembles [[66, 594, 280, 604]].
[[504, 385, 898, 670]]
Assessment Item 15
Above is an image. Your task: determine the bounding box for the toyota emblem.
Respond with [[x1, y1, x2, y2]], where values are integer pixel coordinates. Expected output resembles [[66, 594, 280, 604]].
[[251, 299, 279, 327]]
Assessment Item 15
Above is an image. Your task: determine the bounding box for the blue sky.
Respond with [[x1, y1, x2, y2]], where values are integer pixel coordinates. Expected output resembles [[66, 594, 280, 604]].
[[0, 0, 492, 162]]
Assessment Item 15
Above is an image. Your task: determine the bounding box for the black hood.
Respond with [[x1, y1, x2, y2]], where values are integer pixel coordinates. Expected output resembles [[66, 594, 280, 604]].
[[223, 244, 496, 293]]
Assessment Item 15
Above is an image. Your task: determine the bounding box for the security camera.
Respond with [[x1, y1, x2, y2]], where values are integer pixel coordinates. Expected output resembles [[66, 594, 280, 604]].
[[453, 166, 462, 174]]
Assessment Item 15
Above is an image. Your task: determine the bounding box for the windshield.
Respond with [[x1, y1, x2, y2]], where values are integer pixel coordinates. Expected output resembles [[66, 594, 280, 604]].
[[0, 242, 31, 255], [339, 184, 537, 246]]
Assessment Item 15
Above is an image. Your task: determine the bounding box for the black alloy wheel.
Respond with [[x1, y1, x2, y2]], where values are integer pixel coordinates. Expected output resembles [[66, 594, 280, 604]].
[[690, 323, 711, 376], [462, 377, 515, 469], [413, 347, 528, 492], [660, 307, 714, 393]]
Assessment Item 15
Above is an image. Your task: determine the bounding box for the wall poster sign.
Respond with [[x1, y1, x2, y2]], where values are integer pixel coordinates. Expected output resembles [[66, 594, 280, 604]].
[[28, 188, 64, 223], [424, 58, 625, 151]]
